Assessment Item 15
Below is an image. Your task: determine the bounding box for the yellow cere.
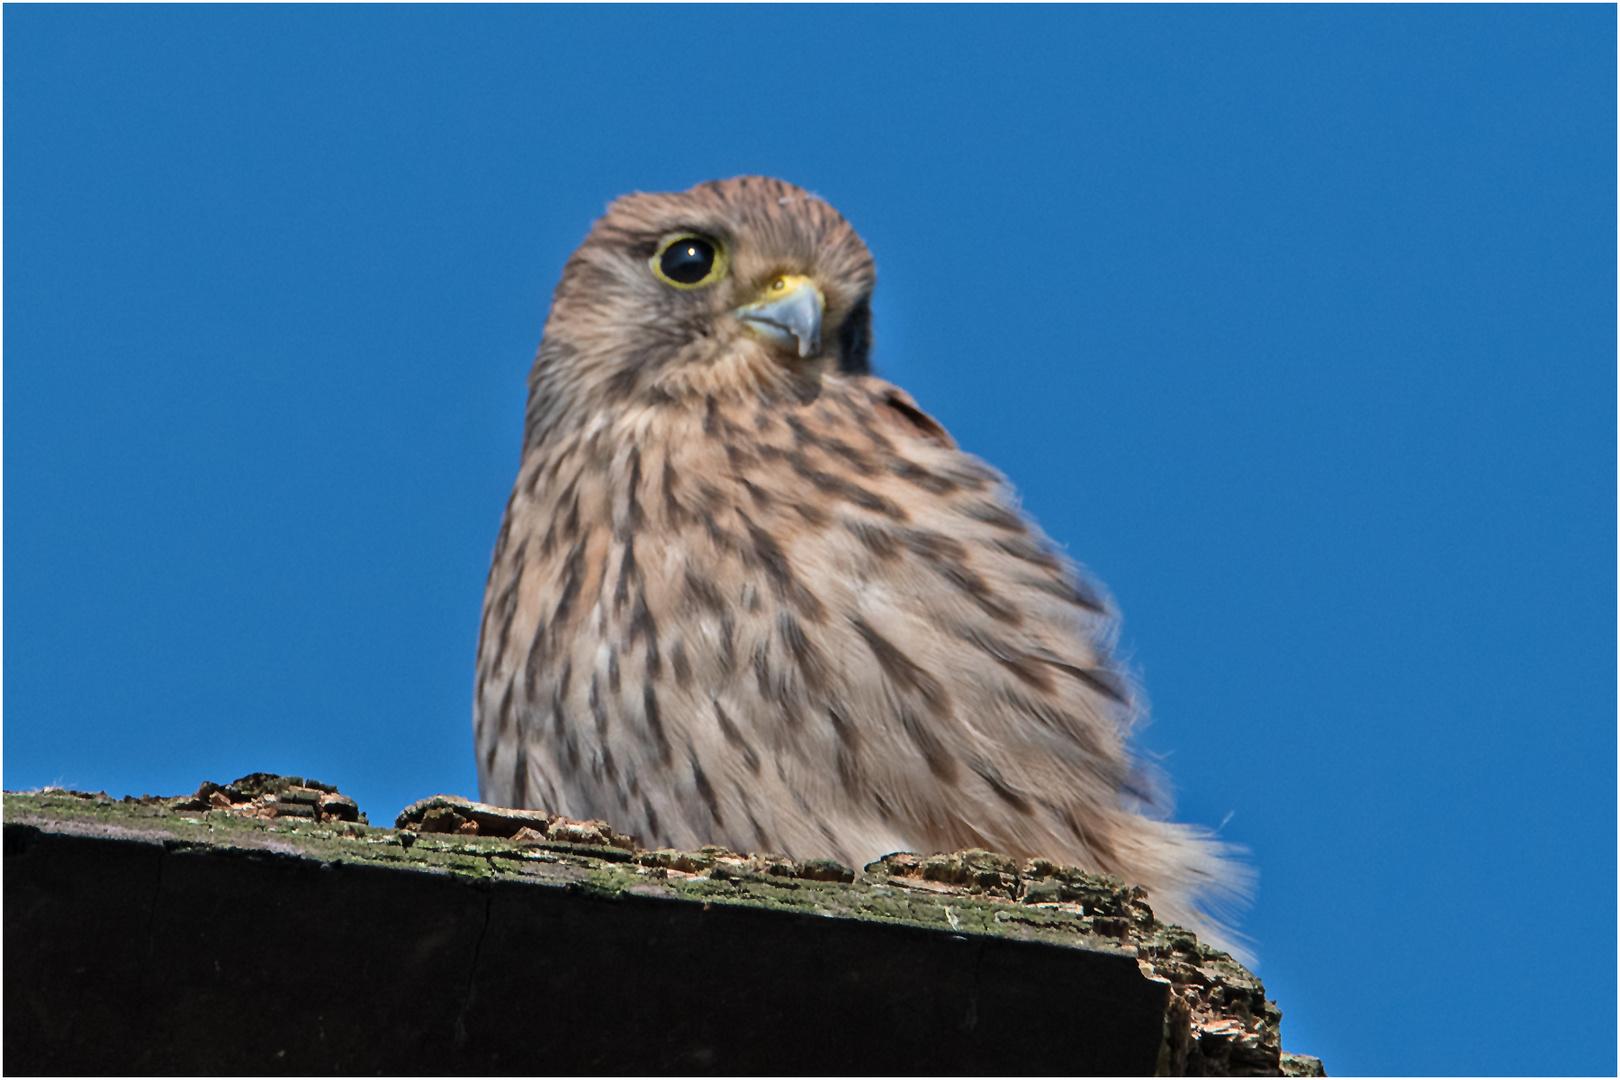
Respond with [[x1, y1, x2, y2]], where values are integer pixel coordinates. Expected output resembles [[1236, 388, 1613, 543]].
[[764, 274, 815, 299]]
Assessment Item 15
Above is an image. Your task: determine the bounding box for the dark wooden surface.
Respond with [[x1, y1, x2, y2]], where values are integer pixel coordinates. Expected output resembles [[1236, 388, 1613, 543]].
[[5, 809, 1170, 1074]]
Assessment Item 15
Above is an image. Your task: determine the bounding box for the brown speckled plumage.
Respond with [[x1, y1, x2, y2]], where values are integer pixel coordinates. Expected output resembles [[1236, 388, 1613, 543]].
[[474, 176, 1248, 953]]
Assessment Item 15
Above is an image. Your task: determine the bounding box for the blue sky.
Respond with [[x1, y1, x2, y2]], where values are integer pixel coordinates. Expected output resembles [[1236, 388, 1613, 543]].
[[5, 6, 1613, 1074]]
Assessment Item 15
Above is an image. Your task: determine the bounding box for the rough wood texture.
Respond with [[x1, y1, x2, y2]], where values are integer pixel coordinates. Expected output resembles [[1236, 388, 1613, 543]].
[[4, 778, 1324, 1076]]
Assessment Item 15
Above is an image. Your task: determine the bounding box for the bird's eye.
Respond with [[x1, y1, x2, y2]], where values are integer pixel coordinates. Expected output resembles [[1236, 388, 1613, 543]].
[[652, 233, 727, 289]]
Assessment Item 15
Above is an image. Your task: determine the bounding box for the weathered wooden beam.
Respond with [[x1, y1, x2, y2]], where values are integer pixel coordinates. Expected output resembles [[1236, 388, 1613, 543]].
[[4, 778, 1324, 1076]]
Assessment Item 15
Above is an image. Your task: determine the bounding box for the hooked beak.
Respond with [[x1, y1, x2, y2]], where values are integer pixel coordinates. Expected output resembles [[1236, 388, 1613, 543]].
[[735, 274, 824, 358]]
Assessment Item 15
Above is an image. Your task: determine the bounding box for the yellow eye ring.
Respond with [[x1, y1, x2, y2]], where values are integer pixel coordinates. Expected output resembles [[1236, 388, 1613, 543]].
[[651, 233, 729, 289]]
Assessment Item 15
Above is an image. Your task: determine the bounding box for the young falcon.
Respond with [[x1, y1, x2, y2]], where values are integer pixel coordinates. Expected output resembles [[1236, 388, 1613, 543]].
[[475, 175, 1248, 953]]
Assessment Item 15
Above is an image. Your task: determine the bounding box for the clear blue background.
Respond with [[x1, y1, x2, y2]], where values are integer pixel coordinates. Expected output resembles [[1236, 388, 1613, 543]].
[[6, 6, 1613, 1074]]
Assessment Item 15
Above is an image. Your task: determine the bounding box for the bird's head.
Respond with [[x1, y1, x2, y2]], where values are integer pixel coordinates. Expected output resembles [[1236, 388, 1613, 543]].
[[526, 176, 876, 440]]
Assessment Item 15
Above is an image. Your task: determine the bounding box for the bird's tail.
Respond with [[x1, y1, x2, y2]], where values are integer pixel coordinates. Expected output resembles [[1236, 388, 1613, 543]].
[[1116, 816, 1256, 966]]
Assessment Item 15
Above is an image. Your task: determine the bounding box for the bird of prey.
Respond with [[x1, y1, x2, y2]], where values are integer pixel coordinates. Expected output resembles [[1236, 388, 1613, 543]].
[[474, 176, 1247, 951]]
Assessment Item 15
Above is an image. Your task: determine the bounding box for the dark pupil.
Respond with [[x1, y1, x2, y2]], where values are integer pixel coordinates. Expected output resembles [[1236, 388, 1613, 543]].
[[660, 238, 715, 284]]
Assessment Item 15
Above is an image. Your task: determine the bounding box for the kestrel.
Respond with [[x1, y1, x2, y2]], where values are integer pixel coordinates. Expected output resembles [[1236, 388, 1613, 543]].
[[475, 176, 1246, 950]]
